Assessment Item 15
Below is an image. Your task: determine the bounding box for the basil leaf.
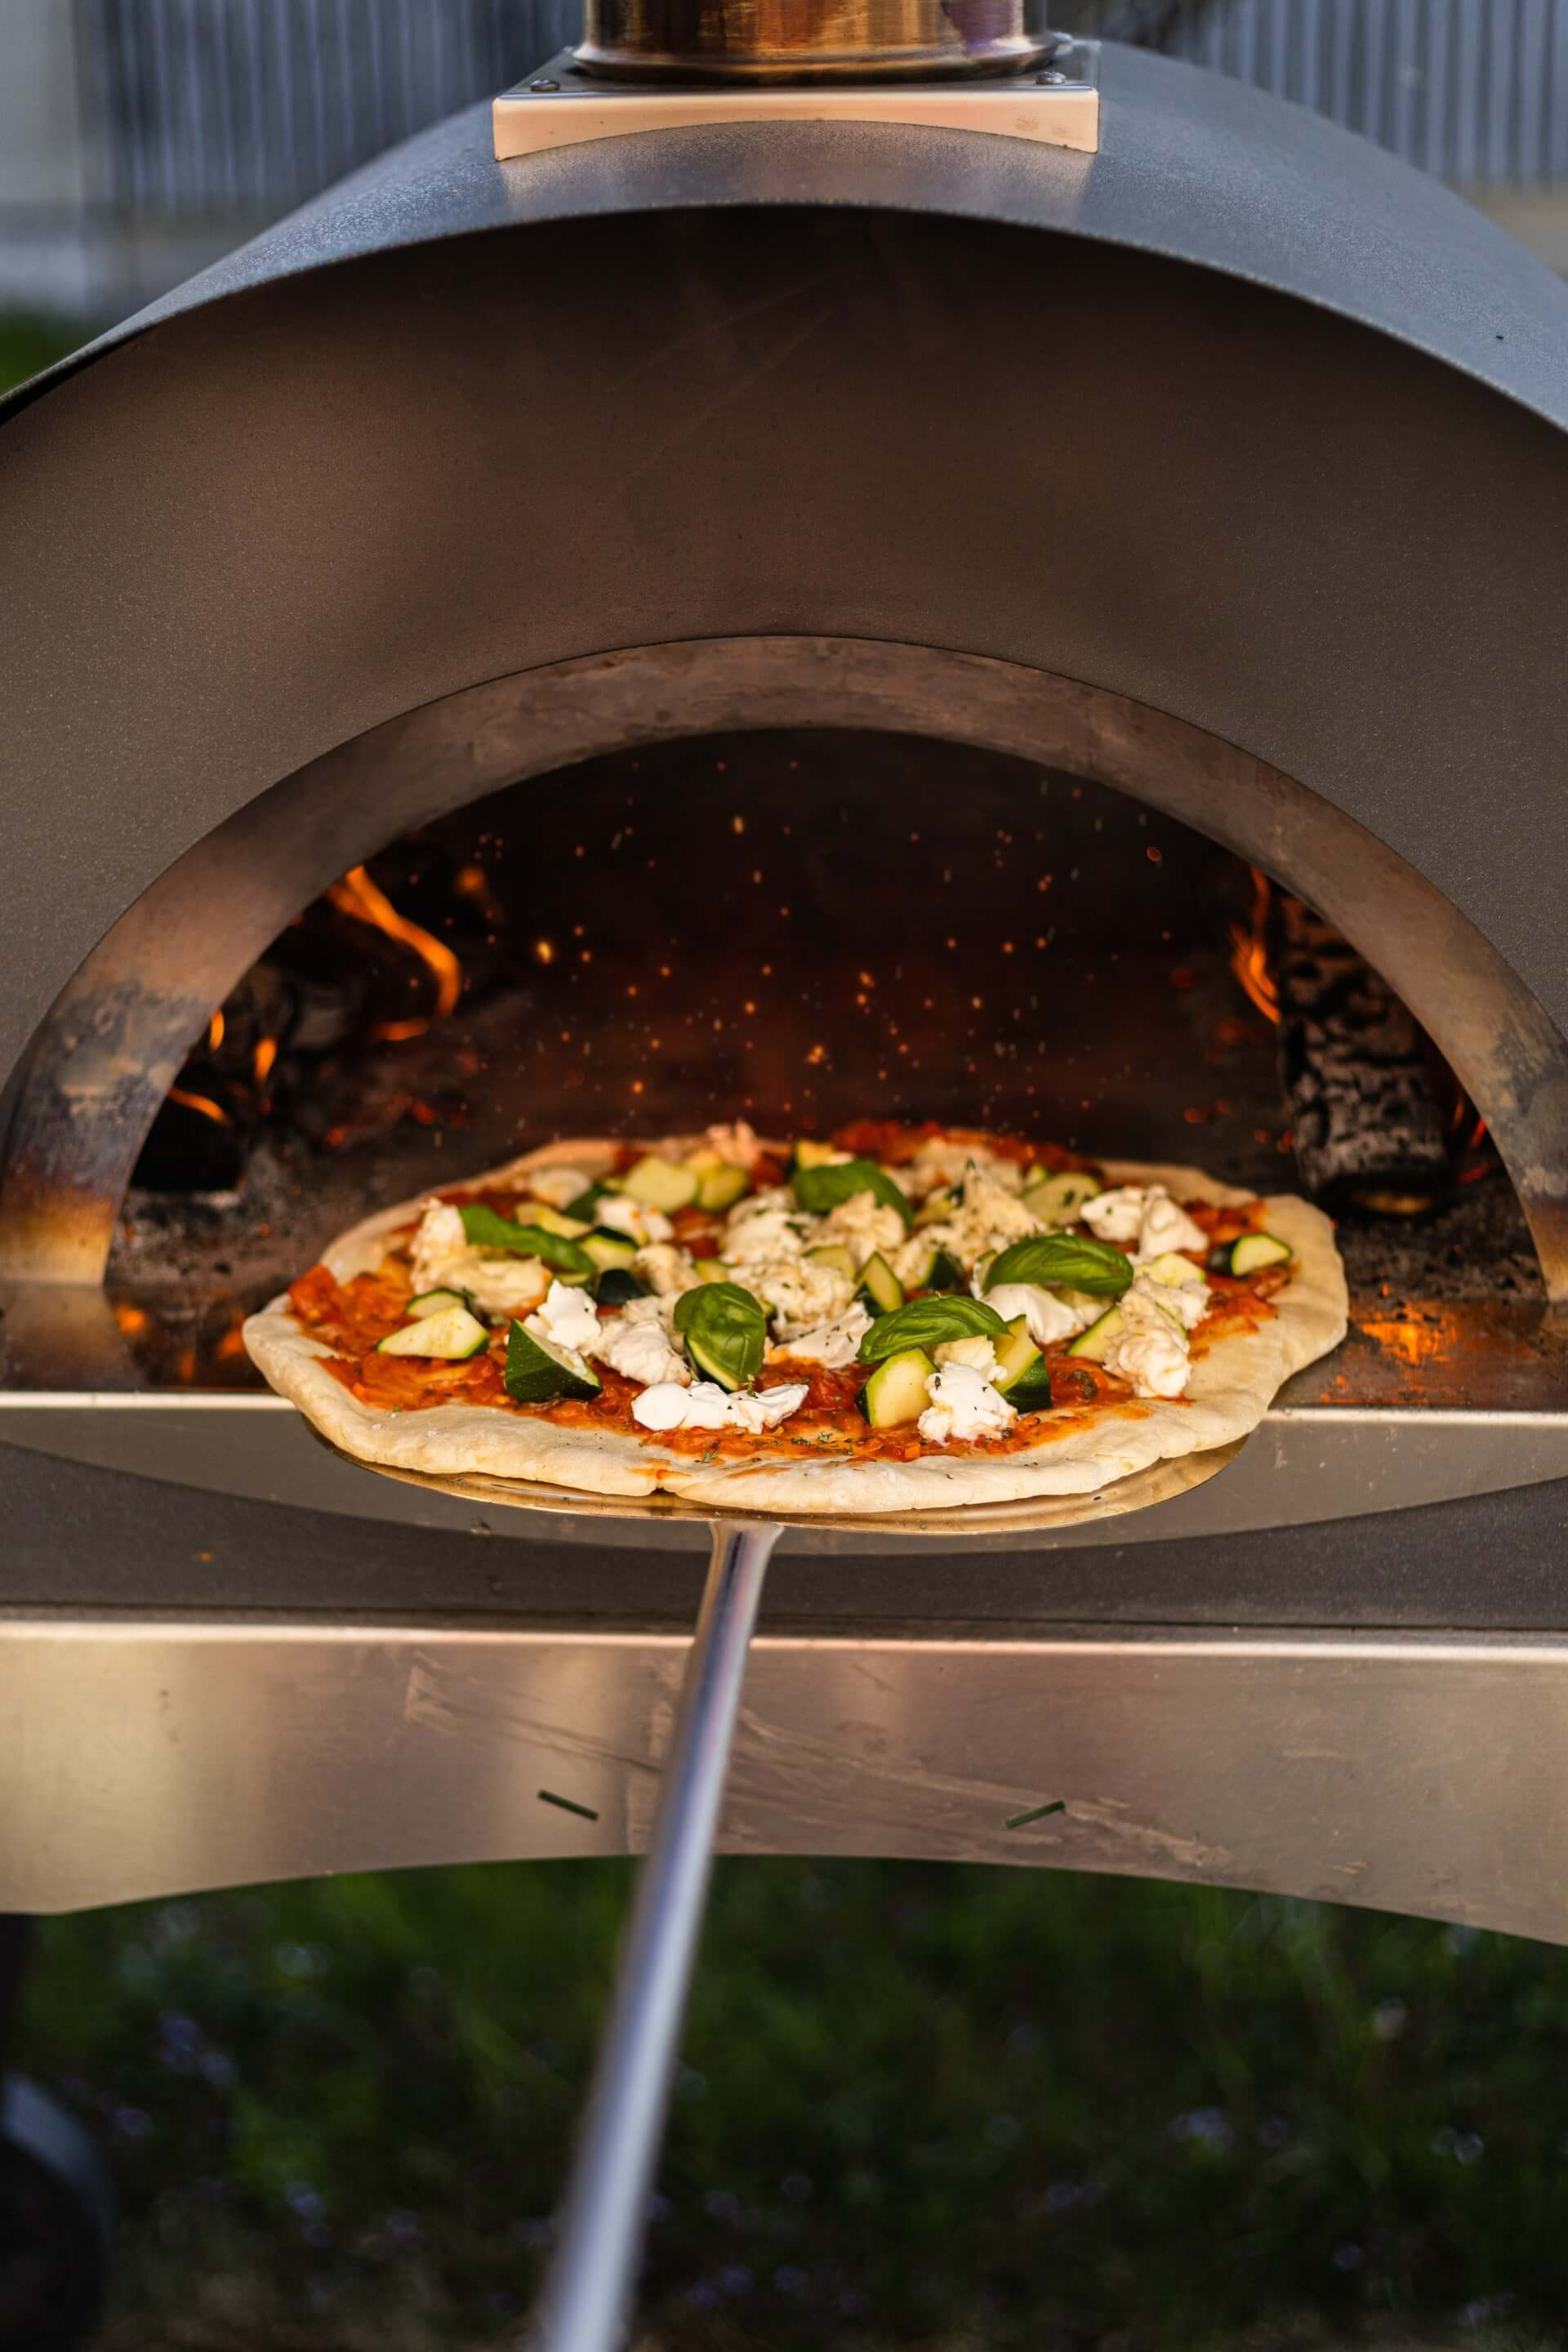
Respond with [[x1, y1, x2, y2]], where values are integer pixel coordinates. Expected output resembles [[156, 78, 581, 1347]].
[[460, 1203, 594, 1276], [858, 1294, 1009, 1365], [791, 1156, 912, 1227], [672, 1280, 767, 1391], [983, 1233, 1134, 1298]]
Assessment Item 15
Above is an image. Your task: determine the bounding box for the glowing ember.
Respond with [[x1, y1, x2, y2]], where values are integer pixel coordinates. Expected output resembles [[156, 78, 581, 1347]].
[[1228, 866, 1281, 1026], [253, 1036, 278, 1083], [207, 1009, 225, 1050]]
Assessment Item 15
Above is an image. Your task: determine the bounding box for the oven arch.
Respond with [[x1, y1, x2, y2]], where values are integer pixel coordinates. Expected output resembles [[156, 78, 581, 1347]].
[[2, 634, 1563, 1294]]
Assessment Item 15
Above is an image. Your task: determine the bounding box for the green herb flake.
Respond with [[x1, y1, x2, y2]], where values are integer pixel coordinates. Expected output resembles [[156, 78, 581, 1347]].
[[1005, 1799, 1067, 1830]]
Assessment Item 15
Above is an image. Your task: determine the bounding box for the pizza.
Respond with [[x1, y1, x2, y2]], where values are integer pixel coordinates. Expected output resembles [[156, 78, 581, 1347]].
[[244, 1123, 1346, 1515]]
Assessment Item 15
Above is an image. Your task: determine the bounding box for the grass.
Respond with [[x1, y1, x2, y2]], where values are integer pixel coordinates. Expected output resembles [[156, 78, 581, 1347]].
[[18, 1860, 1568, 2348], [0, 312, 90, 398]]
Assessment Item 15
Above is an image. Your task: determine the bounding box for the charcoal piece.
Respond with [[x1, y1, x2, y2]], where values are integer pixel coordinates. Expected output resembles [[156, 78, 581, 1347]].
[[1275, 899, 1450, 1212]]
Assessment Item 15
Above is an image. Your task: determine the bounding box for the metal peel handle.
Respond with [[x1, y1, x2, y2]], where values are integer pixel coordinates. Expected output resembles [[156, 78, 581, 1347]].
[[532, 1519, 780, 2351]]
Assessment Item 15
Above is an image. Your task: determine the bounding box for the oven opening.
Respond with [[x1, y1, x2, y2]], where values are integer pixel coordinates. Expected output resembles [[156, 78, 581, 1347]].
[[90, 727, 1533, 1392]]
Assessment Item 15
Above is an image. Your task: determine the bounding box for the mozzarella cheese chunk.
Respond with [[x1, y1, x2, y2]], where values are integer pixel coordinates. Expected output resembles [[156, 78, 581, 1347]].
[[724, 1195, 813, 1265], [932, 1335, 1000, 1378], [904, 1138, 1024, 1201], [1134, 1191, 1209, 1261], [820, 1192, 904, 1262], [1136, 1263, 1210, 1330], [1103, 1284, 1192, 1399], [524, 1280, 601, 1360], [408, 1199, 550, 1319], [771, 1304, 872, 1369], [892, 1164, 1044, 1287], [982, 1281, 1089, 1346], [631, 1379, 810, 1434], [594, 1312, 690, 1388], [523, 1165, 595, 1210], [749, 1256, 858, 1339], [409, 1200, 470, 1285], [1080, 1186, 1147, 1244], [595, 1195, 675, 1245], [1082, 1183, 1209, 1262], [917, 1362, 1017, 1446], [702, 1120, 764, 1168], [631, 1242, 702, 1296]]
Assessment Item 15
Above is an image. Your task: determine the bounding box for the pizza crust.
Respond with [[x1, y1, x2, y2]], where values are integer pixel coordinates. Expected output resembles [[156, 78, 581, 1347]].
[[243, 1138, 1348, 1516]]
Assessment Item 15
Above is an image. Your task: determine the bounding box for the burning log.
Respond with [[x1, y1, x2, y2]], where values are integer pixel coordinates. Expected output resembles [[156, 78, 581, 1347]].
[[1272, 897, 1451, 1214]]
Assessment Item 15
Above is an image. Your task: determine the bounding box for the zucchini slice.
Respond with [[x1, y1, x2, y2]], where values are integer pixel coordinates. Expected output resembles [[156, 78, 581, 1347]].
[[582, 1231, 638, 1273], [860, 1348, 936, 1429], [376, 1305, 489, 1360], [924, 1247, 967, 1294], [915, 1186, 957, 1228], [1022, 1170, 1103, 1225], [805, 1242, 858, 1281], [693, 1162, 749, 1213], [406, 1288, 473, 1320], [1067, 1305, 1125, 1365], [621, 1154, 700, 1212], [793, 1138, 844, 1170], [684, 1330, 745, 1390], [523, 1203, 595, 1240], [1004, 1361, 1056, 1412], [1142, 1251, 1204, 1288], [503, 1321, 602, 1404], [693, 1255, 732, 1283], [594, 1267, 648, 1307], [1231, 1232, 1292, 1276], [856, 1252, 905, 1316], [564, 1181, 610, 1223], [991, 1317, 1044, 1398]]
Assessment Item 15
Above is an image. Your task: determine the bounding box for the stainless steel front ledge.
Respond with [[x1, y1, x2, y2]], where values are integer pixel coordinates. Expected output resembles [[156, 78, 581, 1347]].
[[6, 1617, 1568, 1937]]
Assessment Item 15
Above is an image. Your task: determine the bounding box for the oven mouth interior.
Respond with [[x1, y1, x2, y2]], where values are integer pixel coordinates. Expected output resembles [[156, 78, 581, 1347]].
[[0, 723, 1537, 1400]]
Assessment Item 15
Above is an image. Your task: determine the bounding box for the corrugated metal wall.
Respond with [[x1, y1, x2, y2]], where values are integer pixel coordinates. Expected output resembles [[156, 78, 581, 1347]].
[[1074, 0, 1568, 180], [71, 0, 1568, 221], [74, 0, 578, 216]]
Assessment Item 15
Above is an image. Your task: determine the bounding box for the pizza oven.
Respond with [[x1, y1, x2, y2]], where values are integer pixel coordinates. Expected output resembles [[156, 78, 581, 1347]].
[[5, 2, 1568, 1950]]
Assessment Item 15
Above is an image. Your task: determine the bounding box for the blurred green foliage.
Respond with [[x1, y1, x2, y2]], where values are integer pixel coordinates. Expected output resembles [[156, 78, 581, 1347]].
[[0, 314, 87, 397], [19, 1860, 1568, 2347]]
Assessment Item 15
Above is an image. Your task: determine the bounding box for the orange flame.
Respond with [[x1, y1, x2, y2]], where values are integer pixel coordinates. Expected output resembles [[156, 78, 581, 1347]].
[[168, 1085, 230, 1126], [207, 1009, 225, 1050], [253, 1036, 278, 1083], [327, 866, 461, 1027], [1228, 867, 1281, 1027]]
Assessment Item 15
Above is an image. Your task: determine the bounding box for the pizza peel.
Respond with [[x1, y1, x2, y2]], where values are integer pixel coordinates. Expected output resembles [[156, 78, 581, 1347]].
[[327, 1435, 1243, 2350]]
